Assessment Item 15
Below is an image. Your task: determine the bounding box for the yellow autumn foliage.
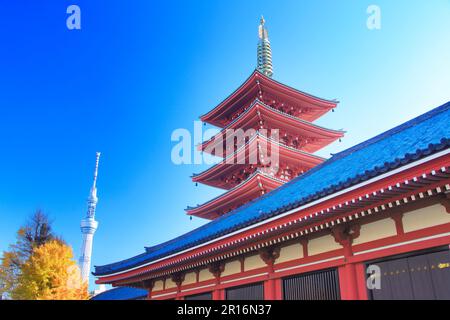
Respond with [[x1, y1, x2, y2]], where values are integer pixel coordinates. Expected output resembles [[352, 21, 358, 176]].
[[0, 251, 19, 297], [13, 240, 89, 300]]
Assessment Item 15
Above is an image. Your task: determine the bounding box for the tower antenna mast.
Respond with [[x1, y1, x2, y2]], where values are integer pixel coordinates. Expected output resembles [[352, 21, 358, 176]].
[[79, 152, 101, 285]]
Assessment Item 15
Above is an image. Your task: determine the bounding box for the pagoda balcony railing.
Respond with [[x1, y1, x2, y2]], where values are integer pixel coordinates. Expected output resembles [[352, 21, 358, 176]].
[[193, 133, 325, 181], [228, 96, 314, 124], [218, 131, 325, 162], [187, 169, 285, 212], [264, 102, 344, 134], [200, 98, 344, 151]]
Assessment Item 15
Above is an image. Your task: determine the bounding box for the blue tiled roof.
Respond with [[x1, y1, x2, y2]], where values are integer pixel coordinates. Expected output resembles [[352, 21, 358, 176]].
[[91, 286, 147, 300], [94, 102, 450, 276]]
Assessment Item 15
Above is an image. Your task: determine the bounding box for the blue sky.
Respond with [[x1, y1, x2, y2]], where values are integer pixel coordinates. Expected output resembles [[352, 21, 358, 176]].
[[0, 1, 449, 289]]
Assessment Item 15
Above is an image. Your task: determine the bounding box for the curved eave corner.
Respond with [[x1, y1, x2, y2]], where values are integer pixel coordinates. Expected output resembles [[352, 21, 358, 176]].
[[199, 100, 345, 153], [200, 70, 339, 125], [186, 171, 285, 218]]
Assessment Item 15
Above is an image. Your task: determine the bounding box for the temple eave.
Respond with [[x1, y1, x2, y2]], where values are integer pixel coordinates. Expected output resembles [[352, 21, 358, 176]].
[[200, 70, 339, 127], [192, 138, 325, 189], [199, 100, 344, 154], [187, 172, 284, 219]]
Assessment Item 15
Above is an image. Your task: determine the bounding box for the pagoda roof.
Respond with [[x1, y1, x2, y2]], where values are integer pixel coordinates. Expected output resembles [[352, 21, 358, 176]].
[[186, 171, 284, 220], [94, 101, 450, 278], [200, 99, 345, 154], [200, 70, 338, 127], [193, 132, 325, 189]]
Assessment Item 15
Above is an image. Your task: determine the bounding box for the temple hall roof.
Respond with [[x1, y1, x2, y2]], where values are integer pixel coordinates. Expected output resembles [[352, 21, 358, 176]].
[[90, 286, 147, 300], [94, 101, 450, 277]]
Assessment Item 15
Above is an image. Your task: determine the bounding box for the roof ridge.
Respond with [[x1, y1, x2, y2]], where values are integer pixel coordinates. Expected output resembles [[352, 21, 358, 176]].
[[248, 101, 450, 203], [331, 101, 450, 161]]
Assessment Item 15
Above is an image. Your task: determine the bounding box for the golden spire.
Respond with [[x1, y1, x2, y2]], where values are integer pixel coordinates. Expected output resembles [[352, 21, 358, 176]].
[[257, 16, 273, 77]]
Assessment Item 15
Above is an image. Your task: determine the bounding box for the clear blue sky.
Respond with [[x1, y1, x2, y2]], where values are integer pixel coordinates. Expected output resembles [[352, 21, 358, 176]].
[[0, 1, 449, 289]]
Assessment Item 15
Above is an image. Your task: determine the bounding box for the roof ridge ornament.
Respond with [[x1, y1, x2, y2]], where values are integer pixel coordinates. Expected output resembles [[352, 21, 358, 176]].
[[257, 16, 273, 78]]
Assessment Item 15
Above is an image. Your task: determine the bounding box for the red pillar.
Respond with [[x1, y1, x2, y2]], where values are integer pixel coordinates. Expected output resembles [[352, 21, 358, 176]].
[[212, 274, 224, 300], [355, 263, 369, 300], [212, 288, 225, 300], [264, 267, 283, 300], [338, 263, 359, 300], [208, 262, 225, 300], [259, 246, 281, 300], [264, 279, 275, 300], [274, 278, 282, 300], [332, 225, 361, 300]]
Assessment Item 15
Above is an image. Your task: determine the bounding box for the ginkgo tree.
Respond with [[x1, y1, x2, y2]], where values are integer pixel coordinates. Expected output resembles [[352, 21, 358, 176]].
[[13, 240, 89, 300], [0, 211, 89, 300], [0, 210, 56, 297]]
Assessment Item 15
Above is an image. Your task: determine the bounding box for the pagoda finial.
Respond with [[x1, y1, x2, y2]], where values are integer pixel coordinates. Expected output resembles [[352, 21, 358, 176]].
[[257, 16, 273, 77]]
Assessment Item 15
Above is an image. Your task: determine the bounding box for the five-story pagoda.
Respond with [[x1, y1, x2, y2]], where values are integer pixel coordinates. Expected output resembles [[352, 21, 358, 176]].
[[186, 17, 344, 220]]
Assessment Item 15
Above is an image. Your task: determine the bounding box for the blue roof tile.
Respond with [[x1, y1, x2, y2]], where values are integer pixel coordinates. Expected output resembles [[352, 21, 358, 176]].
[[91, 287, 147, 300], [94, 101, 450, 276]]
